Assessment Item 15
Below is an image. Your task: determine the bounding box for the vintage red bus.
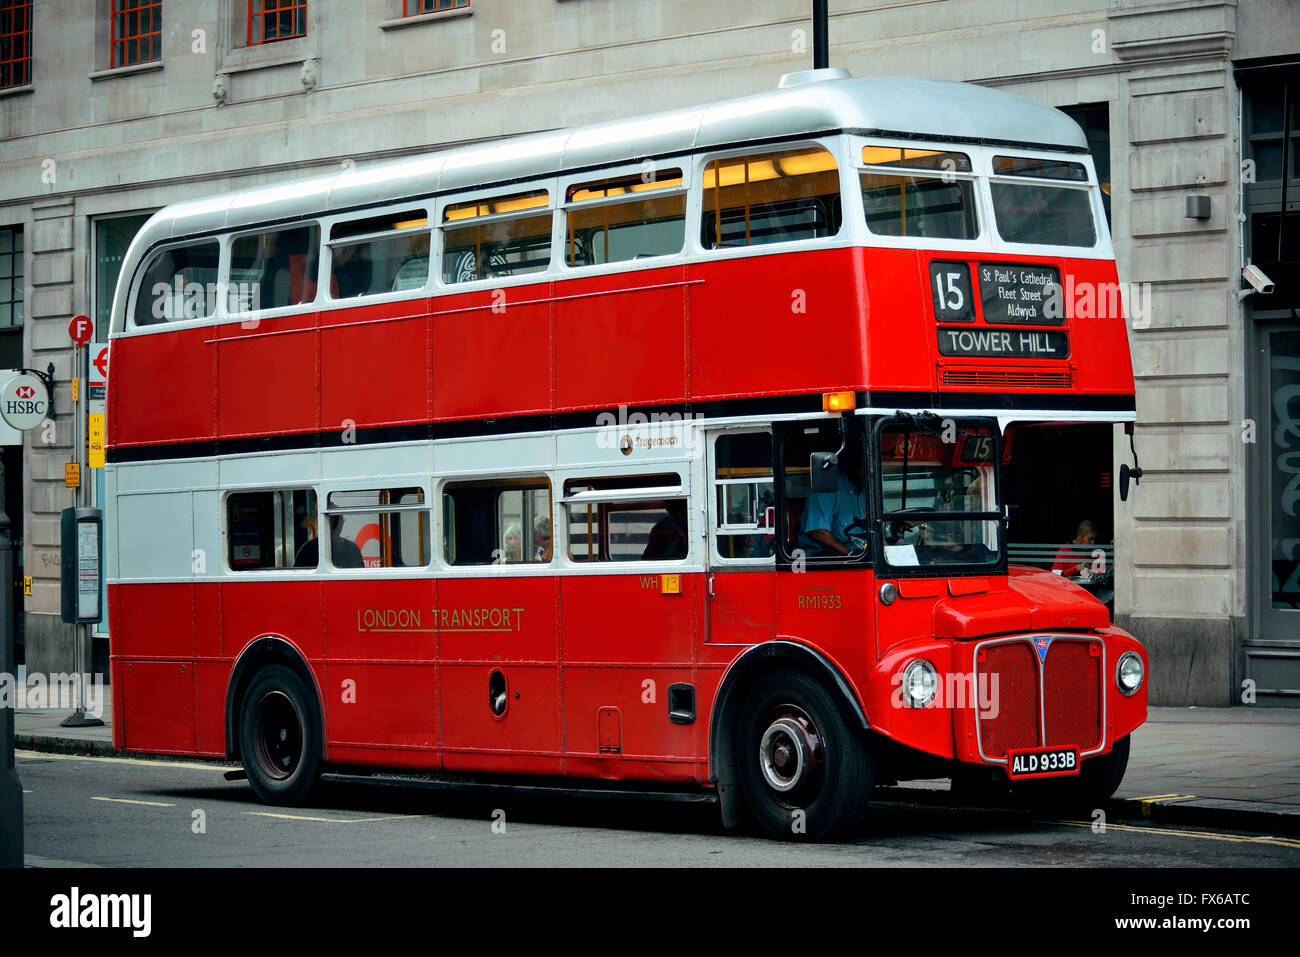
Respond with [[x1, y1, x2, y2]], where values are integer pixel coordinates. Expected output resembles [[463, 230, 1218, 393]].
[[106, 70, 1147, 840]]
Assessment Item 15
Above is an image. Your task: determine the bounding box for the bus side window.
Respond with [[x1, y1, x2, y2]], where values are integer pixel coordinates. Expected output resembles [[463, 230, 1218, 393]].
[[326, 487, 429, 569], [230, 223, 321, 311], [328, 209, 431, 299], [227, 489, 317, 570], [442, 479, 552, 566], [134, 240, 221, 326], [562, 473, 687, 563], [565, 169, 686, 266], [442, 190, 551, 284], [700, 147, 841, 249], [714, 432, 775, 560]]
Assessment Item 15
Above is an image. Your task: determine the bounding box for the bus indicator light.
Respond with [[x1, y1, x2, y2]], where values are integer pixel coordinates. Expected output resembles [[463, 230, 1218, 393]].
[[823, 392, 855, 412]]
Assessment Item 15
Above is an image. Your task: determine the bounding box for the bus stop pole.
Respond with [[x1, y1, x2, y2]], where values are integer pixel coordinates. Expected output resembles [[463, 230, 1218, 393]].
[[62, 344, 100, 728], [0, 456, 23, 867]]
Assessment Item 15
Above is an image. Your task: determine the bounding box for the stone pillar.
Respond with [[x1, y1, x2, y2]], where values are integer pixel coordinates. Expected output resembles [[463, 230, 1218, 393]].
[[22, 198, 80, 678]]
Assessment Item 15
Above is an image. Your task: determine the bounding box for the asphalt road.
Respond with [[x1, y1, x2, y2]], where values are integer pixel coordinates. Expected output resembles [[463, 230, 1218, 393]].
[[14, 750, 1300, 868]]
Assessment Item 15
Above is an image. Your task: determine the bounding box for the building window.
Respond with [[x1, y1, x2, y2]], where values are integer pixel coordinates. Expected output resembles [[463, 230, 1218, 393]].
[[249, 0, 307, 45], [0, 226, 21, 328], [95, 214, 150, 338], [405, 0, 468, 14], [110, 1, 161, 68], [0, 0, 32, 89], [1060, 104, 1111, 227]]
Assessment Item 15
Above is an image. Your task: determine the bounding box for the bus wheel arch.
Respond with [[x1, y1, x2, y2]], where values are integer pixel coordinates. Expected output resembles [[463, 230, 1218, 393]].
[[710, 640, 870, 837], [225, 637, 325, 783]]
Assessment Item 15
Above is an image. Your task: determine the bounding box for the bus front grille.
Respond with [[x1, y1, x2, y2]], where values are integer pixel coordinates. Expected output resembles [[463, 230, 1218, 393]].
[[976, 636, 1103, 762]]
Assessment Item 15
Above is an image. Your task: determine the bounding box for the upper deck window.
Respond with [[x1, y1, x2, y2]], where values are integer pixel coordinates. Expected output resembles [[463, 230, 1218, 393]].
[[991, 155, 1096, 248], [328, 210, 429, 299], [701, 147, 841, 249], [230, 223, 320, 311], [134, 240, 220, 325], [860, 147, 978, 240], [565, 169, 686, 267], [442, 190, 551, 284]]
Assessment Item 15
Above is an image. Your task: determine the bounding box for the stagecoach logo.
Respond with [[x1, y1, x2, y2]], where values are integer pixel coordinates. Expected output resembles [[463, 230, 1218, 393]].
[[1034, 636, 1052, 661], [619, 435, 634, 455]]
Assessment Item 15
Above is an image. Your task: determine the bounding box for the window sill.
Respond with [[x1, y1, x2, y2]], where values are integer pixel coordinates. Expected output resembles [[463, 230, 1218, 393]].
[[88, 62, 163, 82], [220, 34, 315, 72], [0, 83, 33, 99], [379, 7, 473, 30]]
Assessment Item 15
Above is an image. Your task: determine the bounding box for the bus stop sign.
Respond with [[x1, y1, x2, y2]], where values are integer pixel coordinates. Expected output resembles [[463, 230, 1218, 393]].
[[0, 372, 50, 431]]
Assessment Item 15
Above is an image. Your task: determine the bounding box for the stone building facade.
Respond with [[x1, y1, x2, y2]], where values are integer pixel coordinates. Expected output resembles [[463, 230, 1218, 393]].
[[0, 1, 1296, 704]]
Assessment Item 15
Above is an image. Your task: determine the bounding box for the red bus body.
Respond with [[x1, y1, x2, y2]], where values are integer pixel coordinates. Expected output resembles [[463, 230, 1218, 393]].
[[106, 73, 1146, 837]]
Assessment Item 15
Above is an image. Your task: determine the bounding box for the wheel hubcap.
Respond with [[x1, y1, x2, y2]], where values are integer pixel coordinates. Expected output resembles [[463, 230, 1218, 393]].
[[255, 691, 302, 780], [759, 712, 823, 795]]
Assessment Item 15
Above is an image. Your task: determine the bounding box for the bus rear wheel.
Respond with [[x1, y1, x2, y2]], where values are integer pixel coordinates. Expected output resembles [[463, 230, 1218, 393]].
[[239, 664, 321, 806], [736, 672, 872, 841]]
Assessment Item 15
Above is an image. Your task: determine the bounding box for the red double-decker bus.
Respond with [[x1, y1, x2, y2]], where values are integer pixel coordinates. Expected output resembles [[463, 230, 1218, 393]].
[[106, 70, 1147, 840]]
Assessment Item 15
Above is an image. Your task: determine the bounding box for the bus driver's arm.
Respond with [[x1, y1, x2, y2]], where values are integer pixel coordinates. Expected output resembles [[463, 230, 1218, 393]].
[[808, 528, 849, 556]]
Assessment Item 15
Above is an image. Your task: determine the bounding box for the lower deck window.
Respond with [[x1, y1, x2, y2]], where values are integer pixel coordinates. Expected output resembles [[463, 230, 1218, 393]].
[[227, 489, 317, 570], [443, 479, 552, 565], [563, 474, 687, 562]]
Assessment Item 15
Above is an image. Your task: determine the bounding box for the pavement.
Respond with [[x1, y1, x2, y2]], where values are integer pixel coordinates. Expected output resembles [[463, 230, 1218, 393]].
[[12, 691, 1300, 836]]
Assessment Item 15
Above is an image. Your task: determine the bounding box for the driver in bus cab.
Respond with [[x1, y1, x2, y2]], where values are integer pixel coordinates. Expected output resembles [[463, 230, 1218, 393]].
[[801, 442, 868, 556]]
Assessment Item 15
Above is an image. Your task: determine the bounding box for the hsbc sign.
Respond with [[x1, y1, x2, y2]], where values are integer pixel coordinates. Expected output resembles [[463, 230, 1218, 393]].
[[1, 372, 50, 431]]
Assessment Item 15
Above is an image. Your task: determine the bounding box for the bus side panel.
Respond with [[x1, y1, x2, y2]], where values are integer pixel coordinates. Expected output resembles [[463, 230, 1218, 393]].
[[688, 251, 866, 402], [216, 313, 319, 439], [109, 328, 216, 448], [438, 576, 561, 769], [432, 287, 551, 419], [559, 573, 697, 769], [120, 660, 196, 755], [113, 582, 196, 659], [859, 248, 935, 393], [321, 302, 431, 429], [194, 660, 232, 757], [554, 270, 687, 411], [323, 578, 438, 754], [222, 580, 325, 661]]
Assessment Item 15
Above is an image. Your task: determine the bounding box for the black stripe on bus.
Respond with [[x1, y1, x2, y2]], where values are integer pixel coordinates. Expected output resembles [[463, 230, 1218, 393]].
[[105, 390, 1136, 464]]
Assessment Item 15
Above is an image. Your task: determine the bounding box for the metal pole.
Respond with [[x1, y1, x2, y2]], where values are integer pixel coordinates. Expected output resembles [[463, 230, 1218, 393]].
[[0, 455, 23, 867], [62, 346, 101, 728], [813, 0, 829, 70]]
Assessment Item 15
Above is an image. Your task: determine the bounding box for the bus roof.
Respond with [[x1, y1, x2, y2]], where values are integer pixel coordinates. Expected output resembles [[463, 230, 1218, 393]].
[[128, 71, 1089, 253]]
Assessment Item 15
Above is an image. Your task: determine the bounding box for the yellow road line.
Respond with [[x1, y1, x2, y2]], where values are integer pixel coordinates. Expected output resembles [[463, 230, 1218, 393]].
[[244, 811, 425, 824], [17, 750, 228, 773], [92, 796, 177, 808], [1047, 818, 1300, 850], [1126, 793, 1184, 801]]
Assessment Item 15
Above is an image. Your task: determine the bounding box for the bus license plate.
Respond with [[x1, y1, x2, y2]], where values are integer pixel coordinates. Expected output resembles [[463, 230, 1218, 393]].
[[1007, 747, 1079, 779]]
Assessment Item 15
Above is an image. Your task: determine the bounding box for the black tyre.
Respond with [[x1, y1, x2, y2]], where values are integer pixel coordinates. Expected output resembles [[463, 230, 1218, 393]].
[[239, 664, 321, 806], [736, 672, 872, 841], [1013, 735, 1130, 810]]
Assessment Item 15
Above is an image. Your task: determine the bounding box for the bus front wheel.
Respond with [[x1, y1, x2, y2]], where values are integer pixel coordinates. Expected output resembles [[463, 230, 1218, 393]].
[[239, 664, 321, 806], [736, 672, 872, 841]]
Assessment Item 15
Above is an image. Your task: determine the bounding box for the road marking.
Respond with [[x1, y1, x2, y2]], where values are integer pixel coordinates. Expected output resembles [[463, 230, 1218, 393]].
[[1126, 793, 1186, 801], [1048, 818, 1300, 850], [17, 750, 228, 773], [244, 811, 426, 824], [92, 796, 178, 808]]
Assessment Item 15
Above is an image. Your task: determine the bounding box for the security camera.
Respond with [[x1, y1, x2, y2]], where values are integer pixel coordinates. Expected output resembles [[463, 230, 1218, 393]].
[[1243, 263, 1275, 295]]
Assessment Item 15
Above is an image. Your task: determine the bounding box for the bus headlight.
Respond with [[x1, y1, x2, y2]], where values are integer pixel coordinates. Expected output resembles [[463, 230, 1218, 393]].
[[1116, 652, 1144, 696], [901, 659, 939, 708]]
